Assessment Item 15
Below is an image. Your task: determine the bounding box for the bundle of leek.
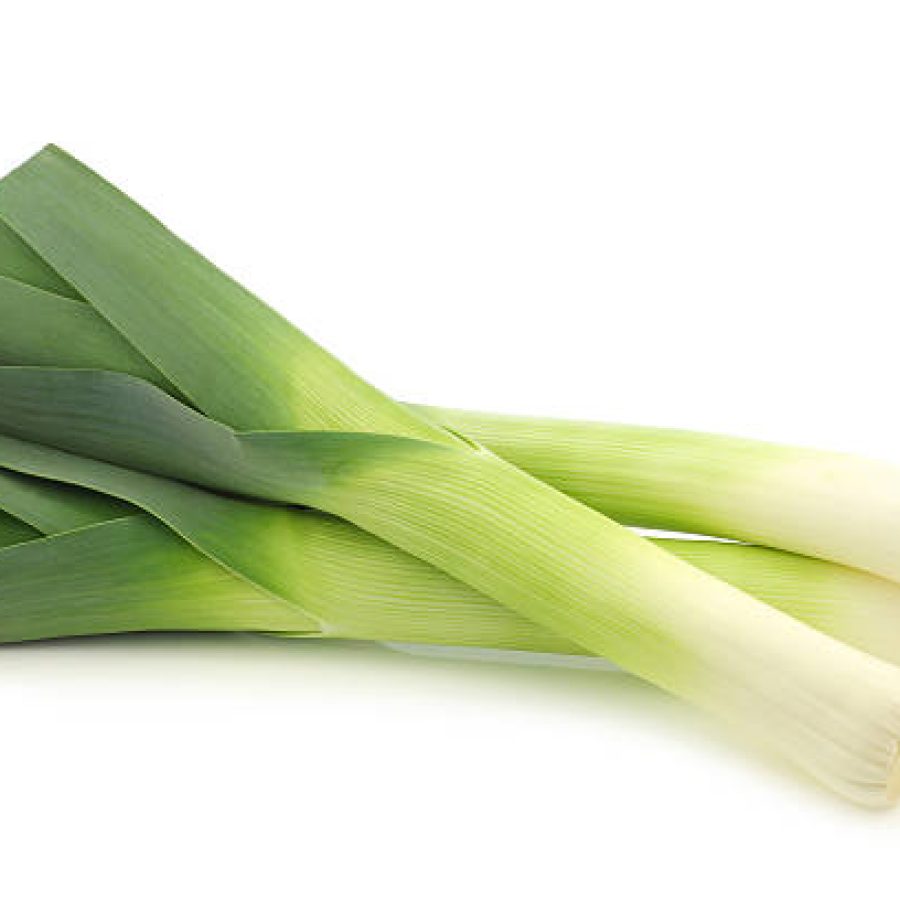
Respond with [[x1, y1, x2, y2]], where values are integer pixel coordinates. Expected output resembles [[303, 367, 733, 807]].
[[1, 146, 899, 806]]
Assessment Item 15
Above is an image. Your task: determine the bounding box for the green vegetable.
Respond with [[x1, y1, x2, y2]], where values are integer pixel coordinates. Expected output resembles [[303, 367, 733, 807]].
[[430, 407, 900, 583], [1, 145, 899, 806]]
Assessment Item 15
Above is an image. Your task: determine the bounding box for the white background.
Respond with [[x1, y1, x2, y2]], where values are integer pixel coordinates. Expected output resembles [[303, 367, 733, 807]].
[[3, 2, 900, 897]]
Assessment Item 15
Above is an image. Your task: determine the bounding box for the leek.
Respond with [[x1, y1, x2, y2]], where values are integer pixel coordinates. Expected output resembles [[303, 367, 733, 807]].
[[429, 408, 900, 584], [0, 146, 898, 805]]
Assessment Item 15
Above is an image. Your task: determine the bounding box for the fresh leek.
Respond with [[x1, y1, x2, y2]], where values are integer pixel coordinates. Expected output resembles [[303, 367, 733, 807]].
[[0, 146, 899, 805]]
